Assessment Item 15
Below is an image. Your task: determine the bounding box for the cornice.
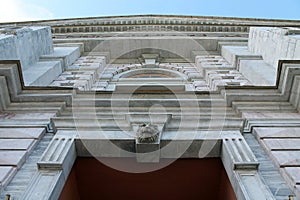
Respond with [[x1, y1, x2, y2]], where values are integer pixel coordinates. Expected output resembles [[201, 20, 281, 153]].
[[1, 15, 300, 34], [1, 14, 300, 25]]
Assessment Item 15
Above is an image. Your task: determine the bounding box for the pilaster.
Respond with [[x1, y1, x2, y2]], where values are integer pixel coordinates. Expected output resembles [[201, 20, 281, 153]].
[[221, 136, 275, 200], [21, 133, 76, 200]]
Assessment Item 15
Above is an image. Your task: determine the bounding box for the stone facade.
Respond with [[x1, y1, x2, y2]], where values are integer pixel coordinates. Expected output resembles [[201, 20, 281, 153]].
[[0, 15, 299, 199]]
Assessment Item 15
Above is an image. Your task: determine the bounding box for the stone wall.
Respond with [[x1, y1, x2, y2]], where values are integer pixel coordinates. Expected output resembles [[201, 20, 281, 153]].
[[0, 27, 53, 70], [248, 27, 300, 68]]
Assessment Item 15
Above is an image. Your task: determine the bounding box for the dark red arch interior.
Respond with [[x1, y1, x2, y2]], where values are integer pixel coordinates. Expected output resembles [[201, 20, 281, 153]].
[[59, 158, 237, 200]]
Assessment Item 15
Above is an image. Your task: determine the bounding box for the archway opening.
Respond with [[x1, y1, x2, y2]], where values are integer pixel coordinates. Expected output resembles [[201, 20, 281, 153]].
[[59, 158, 237, 200]]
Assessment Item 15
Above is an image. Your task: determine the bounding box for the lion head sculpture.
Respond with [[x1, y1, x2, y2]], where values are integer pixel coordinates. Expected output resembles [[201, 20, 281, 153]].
[[137, 123, 159, 143]]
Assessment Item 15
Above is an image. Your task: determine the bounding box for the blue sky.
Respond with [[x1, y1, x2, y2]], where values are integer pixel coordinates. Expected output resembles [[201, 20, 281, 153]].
[[0, 0, 299, 22]]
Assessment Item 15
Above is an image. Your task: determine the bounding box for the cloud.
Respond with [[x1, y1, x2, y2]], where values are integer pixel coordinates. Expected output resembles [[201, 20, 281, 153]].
[[0, 0, 54, 22]]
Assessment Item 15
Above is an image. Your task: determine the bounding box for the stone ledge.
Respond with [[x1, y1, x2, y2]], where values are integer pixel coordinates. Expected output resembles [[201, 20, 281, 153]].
[[243, 112, 300, 133], [221, 46, 260, 68], [0, 139, 37, 151], [282, 167, 300, 186], [22, 61, 62, 86], [40, 46, 80, 70], [0, 128, 46, 139], [222, 61, 300, 107], [271, 151, 300, 168], [254, 127, 300, 139], [54, 42, 84, 54], [0, 166, 16, 191], [217, 41, 248, 52], [0, 151, 27, 169], [262, 139, 300, 151], [239, 59, 276, 86]]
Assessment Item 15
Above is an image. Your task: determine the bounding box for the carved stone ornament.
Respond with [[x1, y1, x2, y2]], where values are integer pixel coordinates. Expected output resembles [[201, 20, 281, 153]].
[[137, 123, 159, 143]]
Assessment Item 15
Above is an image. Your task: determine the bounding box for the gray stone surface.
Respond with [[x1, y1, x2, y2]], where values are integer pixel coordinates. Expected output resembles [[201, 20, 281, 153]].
[[22, 61, 62, 86], [0, 27, 53, 70], [221, 135, 277, 200], [0, 166, 16, 189], [54, 42, 84, 54], [254, 127, 300, 139], [252, 127, 300, 197], [0, 63, 23, 98], [248, 27, 300, 68], [241, 111, 300, 199], [0, 113, 56, 120], [290, 76, 300, 112], [0, 151, 27, 168], [236, 170, 276, 200], [40, 47, 80, 70], [0, 77, 10, 111], [0, 133, 53, 200], [222, 137, 258, 170], [271, 151, 300, 167], [283, 167, 300, 185], [38, 135, 76, 179], [206, 69, 251, 90], [263, 139, 300, 150], [244, 134, 296, 200], [239, 59, 276, 85], [0, 139, 36, 150], [0, 128, 45, 139], [221, 45, 260, 67], [21, 170, 64, 200], [0, 27, 83, 87]]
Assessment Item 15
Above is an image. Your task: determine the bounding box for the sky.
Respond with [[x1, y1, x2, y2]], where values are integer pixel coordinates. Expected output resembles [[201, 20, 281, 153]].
[[0, 0, 299, 23]]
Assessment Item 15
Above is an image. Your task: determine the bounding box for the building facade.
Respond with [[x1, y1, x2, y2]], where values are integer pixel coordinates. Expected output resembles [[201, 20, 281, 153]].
[[0, 15, 299, 199]]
